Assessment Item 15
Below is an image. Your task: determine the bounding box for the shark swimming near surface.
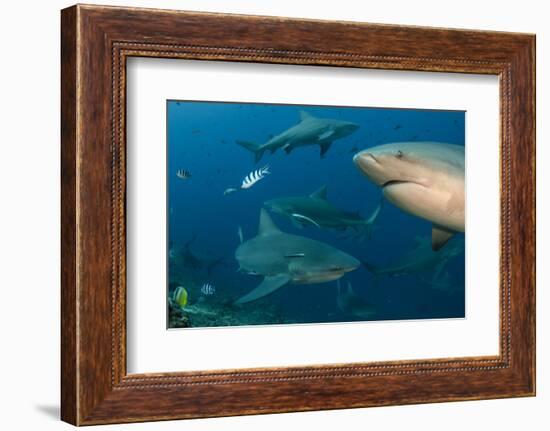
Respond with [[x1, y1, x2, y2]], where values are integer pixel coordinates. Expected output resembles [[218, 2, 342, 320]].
[[234, 209, 360, 304], [236, 111, 359, 162], [264, 185, 383, 238], [362, 236, 464, 280], [336, 280, 377, 319], [353, 142, 465, 250]]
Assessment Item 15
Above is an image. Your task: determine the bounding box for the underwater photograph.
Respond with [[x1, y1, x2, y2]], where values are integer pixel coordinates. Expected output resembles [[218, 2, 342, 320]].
[[167, 100, 466, 329]]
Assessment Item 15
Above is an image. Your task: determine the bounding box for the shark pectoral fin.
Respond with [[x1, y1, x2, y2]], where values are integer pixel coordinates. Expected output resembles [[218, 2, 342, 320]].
[[234, 274, 291, 305], [319, 141, 333, 157], [432, 225, 455, 251], [255, 149, 266, 163], [283, 144, 293, 154]]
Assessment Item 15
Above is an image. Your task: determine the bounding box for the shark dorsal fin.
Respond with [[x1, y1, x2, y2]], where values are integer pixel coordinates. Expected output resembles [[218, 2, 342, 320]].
[[310, 185, 328, 200], [258, 209, 282, 236], [299, 111, 315, 122]]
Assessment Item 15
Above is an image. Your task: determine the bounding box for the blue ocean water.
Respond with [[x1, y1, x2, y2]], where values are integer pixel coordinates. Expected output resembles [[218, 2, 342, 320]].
[[167, 100, 465, 328]]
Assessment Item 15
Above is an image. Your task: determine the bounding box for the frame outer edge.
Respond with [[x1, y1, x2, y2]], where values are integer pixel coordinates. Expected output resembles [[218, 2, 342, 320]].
[[61, 5, 79, 426], [521, 34, 536, 395], [527, 35, 536, 396], [503, 35, 536, 396], [60, 4, 536, 425], [531, 35, 536, 396]]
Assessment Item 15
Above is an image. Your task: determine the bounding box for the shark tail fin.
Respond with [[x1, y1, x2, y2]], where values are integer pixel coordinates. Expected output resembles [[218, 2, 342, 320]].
[[236, 140, 266, 163], [365, 197, 384, 226], [355, 197, 385, 241]]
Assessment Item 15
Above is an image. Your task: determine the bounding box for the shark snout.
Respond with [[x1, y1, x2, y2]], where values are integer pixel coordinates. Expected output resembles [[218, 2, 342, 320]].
[[353, 151, 378, 166], [353, 151, 389, 186], [331, 255, 360, 273], [347, 258, 361, 272]]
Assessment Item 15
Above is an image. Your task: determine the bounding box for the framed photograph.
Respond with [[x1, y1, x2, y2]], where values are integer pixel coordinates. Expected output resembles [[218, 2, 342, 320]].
[[164, 100, 466, 329], [61, 4, 535, 425]]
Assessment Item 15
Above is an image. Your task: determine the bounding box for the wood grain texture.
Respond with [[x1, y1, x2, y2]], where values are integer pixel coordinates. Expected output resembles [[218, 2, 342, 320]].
[[60, 5, 78, 425], [60, 4, 536, 425]]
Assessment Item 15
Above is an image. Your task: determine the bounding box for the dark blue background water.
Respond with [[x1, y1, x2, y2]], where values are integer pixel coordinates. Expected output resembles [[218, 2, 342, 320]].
[[167, 100, 465, 327]]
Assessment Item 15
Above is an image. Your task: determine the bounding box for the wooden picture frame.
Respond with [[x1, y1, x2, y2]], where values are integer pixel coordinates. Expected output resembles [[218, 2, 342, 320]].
[[61, 4, 535, 425]]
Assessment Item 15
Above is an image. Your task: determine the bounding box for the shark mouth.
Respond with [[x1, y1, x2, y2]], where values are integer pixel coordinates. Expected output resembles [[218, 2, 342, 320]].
[[382, 180, 408, 187], [382, 179, 426, 189], [294, 271, 347, 284], [292, 266, 356, 284]]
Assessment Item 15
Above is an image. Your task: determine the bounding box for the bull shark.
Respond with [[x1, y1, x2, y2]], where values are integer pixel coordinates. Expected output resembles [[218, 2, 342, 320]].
[[237, 111, 359, 163], [362, 236, 464, 280], [234, 209, 360, 304], [336, 280, 377, 318], [264, 185, 383, 238], [353, 142, 465, 250]]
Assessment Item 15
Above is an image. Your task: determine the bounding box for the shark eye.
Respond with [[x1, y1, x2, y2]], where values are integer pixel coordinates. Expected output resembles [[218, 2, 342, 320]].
[[395, 150, 404, 159]]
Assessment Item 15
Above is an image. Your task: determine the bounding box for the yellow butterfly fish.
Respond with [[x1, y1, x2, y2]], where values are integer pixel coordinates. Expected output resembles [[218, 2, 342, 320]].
[[172, 286, 188, 308]]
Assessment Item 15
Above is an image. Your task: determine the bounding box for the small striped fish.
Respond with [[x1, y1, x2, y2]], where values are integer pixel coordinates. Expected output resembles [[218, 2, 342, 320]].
[[241, 165, 270, 189], [176, 169, 192, 180], [200, 283, 216, 296]]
